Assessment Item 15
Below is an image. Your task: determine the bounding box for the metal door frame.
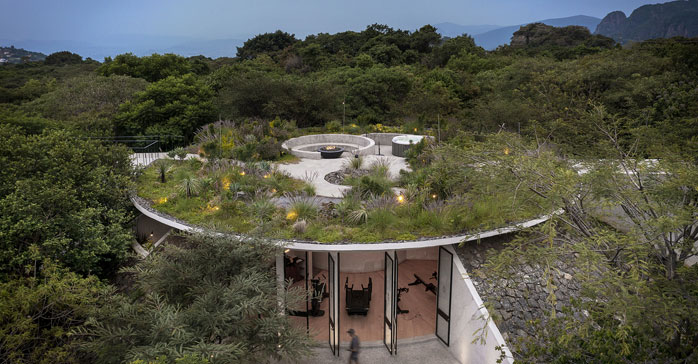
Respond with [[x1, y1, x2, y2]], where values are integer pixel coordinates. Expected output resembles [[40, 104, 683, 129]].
[[383, 250, 398, 354], [328, 252, 340, 356], [435, 246, 453, 346]]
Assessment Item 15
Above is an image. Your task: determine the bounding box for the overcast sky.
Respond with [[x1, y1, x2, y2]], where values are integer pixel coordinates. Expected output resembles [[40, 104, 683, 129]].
[[1, 0, 663, 41]]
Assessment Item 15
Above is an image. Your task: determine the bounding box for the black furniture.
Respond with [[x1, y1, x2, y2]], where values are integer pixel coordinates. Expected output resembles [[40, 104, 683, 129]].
[[408, 273, 437, 295], [397, 287, 409, 315], [345, 277, 372, 315], [309, 275, 326, 317]]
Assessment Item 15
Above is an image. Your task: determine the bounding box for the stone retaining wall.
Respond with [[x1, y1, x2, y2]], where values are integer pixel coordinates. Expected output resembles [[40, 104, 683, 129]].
[[282, 134, 375, 159]]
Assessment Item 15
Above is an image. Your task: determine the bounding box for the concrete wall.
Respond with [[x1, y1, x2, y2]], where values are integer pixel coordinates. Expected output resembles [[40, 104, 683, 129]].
[[445, 245, 514, 364], [282, 134, 375, 159], [312, 250, 414, 273], [406, 246, 439, 260]]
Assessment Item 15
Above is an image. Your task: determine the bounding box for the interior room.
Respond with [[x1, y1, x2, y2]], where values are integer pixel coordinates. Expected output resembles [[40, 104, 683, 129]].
[[285, 248, 439, 344]]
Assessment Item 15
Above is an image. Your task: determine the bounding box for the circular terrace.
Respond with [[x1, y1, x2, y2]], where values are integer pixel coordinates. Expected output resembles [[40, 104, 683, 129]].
[[282, 134, 375, 160]]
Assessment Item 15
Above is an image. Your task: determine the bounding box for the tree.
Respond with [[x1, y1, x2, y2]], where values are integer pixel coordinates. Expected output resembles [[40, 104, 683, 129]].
[[236, 31, 298, 60], [98, 53, 193, 82], [0, 264, 105, 364], [0, 126, 134, 278], [44, 51, 83, 65], [455, 129, 698, 362], [114, 74, 215, 142], [24, 74, 148, 133], [78, 233, 312, 364]]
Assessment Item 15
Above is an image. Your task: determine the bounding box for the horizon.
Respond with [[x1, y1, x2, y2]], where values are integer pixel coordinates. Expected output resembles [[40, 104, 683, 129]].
[[1, 0, 665, 59]]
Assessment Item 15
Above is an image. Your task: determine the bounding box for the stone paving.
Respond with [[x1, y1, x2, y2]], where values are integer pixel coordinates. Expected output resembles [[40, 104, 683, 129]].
[[281, 336, 459, 364]]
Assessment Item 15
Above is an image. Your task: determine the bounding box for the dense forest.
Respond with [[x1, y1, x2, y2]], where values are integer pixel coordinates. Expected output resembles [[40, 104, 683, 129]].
[[1, 22, 697, 363]]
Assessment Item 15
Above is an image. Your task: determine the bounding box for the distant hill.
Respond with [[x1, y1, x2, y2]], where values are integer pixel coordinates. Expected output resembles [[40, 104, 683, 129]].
[[472, 15, 602, 50], [595, 0, 698, 43], [0, 46, 46, 64], [435, 23, 502, 38]]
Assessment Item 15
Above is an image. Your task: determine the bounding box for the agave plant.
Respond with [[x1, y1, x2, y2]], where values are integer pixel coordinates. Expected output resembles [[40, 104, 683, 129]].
[[178, 174, 202, 198]]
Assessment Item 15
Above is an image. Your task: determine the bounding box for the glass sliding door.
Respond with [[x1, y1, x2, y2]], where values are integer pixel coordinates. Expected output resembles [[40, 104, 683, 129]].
[[383, 250, 398, 354], [328, 252, 340, 356], [436, 246, 453, 346]]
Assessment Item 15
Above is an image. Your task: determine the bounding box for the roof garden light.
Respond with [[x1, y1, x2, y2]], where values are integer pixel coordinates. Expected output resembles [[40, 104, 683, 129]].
[[504, 148, 510, 155], [239, 171, 246, 176], [396, 194, 405, 204]]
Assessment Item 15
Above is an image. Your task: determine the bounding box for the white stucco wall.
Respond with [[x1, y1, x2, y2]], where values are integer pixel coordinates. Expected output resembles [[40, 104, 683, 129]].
[[445, 245, 514, 364]]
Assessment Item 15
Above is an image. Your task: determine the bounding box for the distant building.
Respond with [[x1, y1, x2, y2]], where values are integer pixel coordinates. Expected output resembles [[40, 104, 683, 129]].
[[0, 58, 8, 64]]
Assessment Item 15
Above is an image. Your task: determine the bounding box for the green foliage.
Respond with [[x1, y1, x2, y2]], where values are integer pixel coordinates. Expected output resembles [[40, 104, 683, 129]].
[[0, 127, 133, 277], [0, 264, 105, 364], [24, 74, 147, 132], [195, 119, 293, 162], [210, 66, 341, 127], [98, 53, 193, 82], [236, 30, 298, 60], [178, 174, 202, 198], [286, 195, 318, 221], [44, 51, 83, 65], [79, 233, 311, 363], [344, 155, 364, 170], [115, 74, 215, 143]]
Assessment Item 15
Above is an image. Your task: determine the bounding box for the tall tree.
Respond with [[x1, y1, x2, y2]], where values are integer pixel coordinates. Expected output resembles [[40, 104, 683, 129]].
[[0, 125, 134, 278], [78, 233, 311, 364], [114, 74, 215, 142]]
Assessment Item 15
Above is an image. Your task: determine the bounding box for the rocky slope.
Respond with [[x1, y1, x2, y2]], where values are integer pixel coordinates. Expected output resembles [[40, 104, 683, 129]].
[[595, 0, 698, 43]]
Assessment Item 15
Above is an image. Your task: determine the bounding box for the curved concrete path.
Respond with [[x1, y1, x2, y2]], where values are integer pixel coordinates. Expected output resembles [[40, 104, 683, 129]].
[[275, 153, 409, 198]]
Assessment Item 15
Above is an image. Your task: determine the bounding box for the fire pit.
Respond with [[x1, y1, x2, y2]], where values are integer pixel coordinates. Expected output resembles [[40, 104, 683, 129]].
[[318, 145, 344, 159]]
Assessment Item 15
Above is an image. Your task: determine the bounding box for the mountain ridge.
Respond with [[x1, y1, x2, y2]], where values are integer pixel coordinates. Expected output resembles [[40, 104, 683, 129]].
[[595, 0, 698, 43]]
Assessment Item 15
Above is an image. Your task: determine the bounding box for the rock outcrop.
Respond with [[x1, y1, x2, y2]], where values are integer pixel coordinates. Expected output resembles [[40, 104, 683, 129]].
[[595, 0, 698, 43]]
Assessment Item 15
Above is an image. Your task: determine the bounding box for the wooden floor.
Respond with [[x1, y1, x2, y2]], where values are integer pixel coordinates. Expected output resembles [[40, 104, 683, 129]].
[[290, 259, 437, 343]]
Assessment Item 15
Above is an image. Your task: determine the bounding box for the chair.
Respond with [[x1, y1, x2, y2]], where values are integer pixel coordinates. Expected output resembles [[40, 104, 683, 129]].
[[345, 277, 372, 315]]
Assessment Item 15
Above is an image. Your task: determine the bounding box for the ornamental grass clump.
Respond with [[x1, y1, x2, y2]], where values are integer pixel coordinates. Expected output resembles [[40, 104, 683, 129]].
[[250, 195, 277, 222], [286, 194, 318, 221], [344, 156, 364, 170], [368, 157, 392, 179], [353, 175, 393, 199]]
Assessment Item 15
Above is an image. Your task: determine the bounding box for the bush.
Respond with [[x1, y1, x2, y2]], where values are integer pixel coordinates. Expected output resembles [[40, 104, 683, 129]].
[[325, 120, 342, 132], [353, 175, 393, 198]]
